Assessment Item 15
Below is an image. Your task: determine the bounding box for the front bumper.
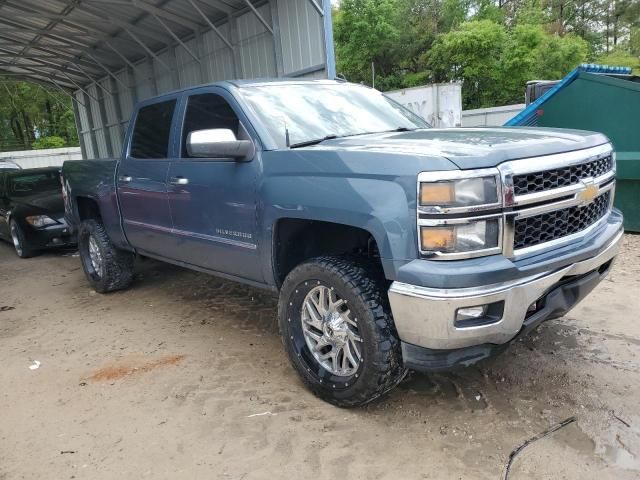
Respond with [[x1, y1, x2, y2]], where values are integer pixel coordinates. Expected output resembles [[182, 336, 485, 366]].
[[388, 223, 623, 365], [27, 221, 76, 249]]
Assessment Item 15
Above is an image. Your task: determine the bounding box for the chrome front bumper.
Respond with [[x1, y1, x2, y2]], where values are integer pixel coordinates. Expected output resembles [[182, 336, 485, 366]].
[[388, 229, 623, 350]]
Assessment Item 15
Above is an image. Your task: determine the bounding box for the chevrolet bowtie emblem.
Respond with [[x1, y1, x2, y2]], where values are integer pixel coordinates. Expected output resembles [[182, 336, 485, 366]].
[[576, 180, 599, 206]]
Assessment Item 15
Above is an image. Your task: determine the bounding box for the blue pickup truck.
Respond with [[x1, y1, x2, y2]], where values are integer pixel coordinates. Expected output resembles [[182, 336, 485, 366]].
[[62, 79, 623, 406]]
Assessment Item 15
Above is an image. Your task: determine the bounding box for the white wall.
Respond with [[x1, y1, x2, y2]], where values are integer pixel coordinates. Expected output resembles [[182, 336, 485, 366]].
[[386, 83, 462, 127], [461, 104, 525, 127], [0, 147, 82, 169]]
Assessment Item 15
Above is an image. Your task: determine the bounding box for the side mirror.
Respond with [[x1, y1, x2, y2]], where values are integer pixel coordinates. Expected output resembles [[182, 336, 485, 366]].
[[186, 128, 254, 160]]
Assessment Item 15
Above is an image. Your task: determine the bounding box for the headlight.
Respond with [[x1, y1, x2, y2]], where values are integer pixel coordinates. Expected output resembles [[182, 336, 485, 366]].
[[420, 219, 500, 254], [420, 176, 499, 208], [25, 215, 58, 228]]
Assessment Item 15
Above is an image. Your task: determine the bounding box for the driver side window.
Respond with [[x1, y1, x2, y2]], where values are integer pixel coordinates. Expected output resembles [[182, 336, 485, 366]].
[[181, 93, 245, 158]]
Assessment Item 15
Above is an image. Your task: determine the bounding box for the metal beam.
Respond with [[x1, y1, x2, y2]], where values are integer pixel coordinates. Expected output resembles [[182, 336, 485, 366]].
[[152, 13, 200, 63], [5, 65, 85, 92], [104, 40, 143, 74], [307, 0, 324, 16], [323, 0, 336, 79], [60, 71, 100, 102], [122, 27, 172, 72], [74, 3, 174, 46], [187, 0, 234, 51], [0, 45, 95, 79], [0, 33, 106, 74], [196, 0, 233, 15], [242, 0, 274, 35], [85, 52, 129, 90], [82, 0, 202, 31]]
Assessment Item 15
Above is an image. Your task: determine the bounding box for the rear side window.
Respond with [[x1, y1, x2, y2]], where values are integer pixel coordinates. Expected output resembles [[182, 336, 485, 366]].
[[9, 170, 61, 197], [130, 100, 176, 159]]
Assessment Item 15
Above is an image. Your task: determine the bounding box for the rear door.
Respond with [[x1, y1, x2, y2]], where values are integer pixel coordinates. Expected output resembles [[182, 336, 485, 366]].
[[117, 98, 178, 259], [166, 89, 262, 281]]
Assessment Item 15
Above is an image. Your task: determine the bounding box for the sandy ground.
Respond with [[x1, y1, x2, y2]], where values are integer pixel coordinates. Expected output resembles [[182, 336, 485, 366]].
[[1, 235, 639, 480]]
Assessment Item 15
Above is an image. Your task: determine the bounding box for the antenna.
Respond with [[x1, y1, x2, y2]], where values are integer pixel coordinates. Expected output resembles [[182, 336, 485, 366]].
[[285, 123, 291, 148]]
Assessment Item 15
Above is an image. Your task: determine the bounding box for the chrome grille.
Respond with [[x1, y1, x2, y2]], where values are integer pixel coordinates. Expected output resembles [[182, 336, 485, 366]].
[[513, 191, 611, 250], [513, 155, 613, 196]]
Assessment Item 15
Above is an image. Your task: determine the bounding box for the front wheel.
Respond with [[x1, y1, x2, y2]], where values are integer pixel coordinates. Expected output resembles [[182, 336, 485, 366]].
[[78, 219, 135, 293], [10, 219, 36, 258], [278, 257, 406, 407]]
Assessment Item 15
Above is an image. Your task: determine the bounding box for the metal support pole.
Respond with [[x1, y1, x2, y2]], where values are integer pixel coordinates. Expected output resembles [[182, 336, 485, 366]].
[[104, 40, 143, 74], [122, 27, 172, 72], [269, 0, 285, 76], [307, 0, 324, 15], [152, 13, 201, 64], [85, 52, 129, 90], [187, 0, 234, 51], [322, 0, 336, 79], [242, 0, 274, 35]]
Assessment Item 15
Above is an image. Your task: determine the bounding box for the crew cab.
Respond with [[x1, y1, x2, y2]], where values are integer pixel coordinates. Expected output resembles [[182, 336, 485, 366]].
[[62, 79, 623, 406]]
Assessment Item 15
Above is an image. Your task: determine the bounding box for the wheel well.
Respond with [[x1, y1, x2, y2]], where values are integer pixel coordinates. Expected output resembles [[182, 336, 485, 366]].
[[274, 219, 383, 287], [76, 197, 102, 222]]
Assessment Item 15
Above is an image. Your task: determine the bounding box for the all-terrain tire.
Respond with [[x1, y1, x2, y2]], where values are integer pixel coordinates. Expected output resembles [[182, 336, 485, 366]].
[[278, 256, 407, 407], [10, 219, 37, 259], [78, 219, 135, 293]]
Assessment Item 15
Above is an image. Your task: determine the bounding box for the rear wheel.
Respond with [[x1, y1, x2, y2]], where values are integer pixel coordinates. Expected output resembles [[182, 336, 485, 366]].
[[78, 219, 135, 293], [10, 219, 36, 258], [278, 256, 406, 407]]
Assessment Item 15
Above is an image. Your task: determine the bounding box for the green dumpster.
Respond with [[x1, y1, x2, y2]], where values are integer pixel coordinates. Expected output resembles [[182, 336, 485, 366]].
[[506, 66, 640, 232]]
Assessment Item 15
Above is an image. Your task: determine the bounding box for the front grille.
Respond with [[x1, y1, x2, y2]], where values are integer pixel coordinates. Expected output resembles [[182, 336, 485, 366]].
[[513, 155, 613, 196], [514, 191, 610, 250]]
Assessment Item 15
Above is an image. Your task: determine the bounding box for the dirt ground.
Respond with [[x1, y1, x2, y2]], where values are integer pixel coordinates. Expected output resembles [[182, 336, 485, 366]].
[[1, 235, 639, 480]]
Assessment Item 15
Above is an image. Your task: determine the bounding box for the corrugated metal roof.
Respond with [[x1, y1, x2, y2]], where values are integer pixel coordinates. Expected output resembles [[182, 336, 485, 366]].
[[0, 0, 299, 90]]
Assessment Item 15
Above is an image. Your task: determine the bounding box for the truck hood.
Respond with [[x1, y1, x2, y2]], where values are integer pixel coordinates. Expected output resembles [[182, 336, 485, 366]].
[[313, 127, 610, 169]]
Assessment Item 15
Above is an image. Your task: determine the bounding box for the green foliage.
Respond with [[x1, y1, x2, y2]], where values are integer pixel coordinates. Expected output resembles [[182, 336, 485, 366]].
[[32, 136, 66, 150], [333, 0, 638, 109], [428, 20, 507, 107], [596, 48, 640, 73], [429, 21, 589, 107], [0, 79, 79, 152]]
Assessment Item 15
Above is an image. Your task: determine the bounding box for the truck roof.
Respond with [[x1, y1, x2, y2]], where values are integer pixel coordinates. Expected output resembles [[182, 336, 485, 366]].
[[142, 78, 350, 102]]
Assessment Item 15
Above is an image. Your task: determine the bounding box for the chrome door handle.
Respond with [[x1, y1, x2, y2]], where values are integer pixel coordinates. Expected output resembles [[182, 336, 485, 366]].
[[119, 175, 132, 183], [169, 177, 189, 186]]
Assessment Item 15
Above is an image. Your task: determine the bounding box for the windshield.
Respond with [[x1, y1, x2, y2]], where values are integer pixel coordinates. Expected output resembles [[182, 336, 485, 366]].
[[239, 83, 430, 149], [10, 170, 60, 197]]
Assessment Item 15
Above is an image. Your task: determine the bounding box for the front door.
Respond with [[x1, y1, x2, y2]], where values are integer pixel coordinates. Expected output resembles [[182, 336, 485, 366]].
[[117, 98, 177, 259], [166, 90, 262, 282]]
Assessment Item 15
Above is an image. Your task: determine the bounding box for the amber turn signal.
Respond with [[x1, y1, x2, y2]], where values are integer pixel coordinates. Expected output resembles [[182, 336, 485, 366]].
[[420, 227, 455, 250], [419, 182, 454, 205]]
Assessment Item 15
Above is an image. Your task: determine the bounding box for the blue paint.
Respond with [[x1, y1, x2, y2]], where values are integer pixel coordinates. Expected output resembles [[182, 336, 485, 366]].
[[62, 79, 616, 292]]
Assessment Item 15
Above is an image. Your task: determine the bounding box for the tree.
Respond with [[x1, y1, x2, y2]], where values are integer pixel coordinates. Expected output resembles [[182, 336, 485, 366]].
[[428, 20, 507, 107], [333, 0, 402, 86], [0, 78, 78, 152], [427, 20, 589, 108]]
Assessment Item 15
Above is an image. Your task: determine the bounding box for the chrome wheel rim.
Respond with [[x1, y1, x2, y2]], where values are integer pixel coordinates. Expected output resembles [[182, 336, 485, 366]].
[[301, 285, 362, 377], [10, 223, 22, 256], [88, 235, 103, 278]]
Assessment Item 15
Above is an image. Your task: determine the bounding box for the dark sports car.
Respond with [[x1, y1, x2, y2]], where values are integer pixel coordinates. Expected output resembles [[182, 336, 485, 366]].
[[0, 167, 76, 258]]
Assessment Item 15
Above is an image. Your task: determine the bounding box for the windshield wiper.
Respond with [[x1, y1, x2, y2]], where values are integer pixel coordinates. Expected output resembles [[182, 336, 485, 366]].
[[289, 134, 338, 149]]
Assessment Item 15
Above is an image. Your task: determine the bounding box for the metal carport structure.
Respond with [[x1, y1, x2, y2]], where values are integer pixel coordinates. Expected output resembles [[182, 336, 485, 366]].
[[0, 0, 336, 159]]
